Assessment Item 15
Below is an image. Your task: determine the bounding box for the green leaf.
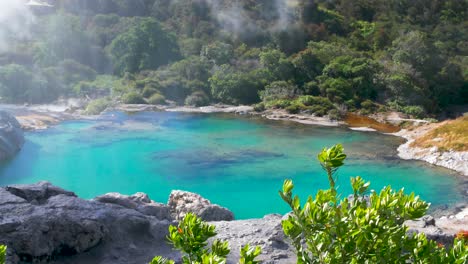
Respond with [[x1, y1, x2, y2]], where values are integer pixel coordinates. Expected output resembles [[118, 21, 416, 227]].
[[150, 256, 175, 264]]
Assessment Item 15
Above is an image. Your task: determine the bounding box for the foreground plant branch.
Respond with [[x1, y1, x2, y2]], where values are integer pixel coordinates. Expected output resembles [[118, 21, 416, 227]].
[[280, 144, 467, 263], [150, 212, 261, 264]]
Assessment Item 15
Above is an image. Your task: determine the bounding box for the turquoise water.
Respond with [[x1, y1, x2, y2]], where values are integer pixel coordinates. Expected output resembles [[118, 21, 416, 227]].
[[0, 111, 465, 219]]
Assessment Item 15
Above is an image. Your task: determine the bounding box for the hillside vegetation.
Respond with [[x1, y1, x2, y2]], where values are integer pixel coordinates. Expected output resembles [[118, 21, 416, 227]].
[[0, 0, 466, 119]]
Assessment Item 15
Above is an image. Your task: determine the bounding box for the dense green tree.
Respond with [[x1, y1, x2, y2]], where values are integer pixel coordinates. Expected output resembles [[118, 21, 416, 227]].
[[259, 49, 294, 82], [210, 65, 265, 104], [317, 56, 379, 104], [34, 13, 108, 71], [108, 18, 180, 75], [260, 81, 300, 102], [0, 0, 465, 116], [0, 64, 35, 103], [201, 41, 234, 66]]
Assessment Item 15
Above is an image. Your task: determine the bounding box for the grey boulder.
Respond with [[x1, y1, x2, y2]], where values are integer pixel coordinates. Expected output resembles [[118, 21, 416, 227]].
[[168, 190, 234, 221], [0, 182, 175, 264], [94, 192, 172, 220], [0, 111, 24, 161]]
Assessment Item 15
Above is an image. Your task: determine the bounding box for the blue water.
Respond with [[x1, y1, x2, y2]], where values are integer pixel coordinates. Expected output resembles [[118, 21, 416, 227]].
[[0, 111, 465, 219]]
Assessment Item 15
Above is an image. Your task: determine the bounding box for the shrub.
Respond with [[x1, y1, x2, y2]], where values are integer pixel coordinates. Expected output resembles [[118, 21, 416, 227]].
[[264, 99, 292, 109], [147, 93, 166, 105], [328, 109, 344, 120], [402, 105, 425, 118], [280, 144, 468, 263], [360, 99, 377, 114], [142, 87, 160, 98], [122, 92, 146, 104], [85, 97, 112, 115], [184, 91, 210, 107], [150, 213, 261, 264], [253, 102, 265, 112], [285, 103, 304, 114], [260, 81, 300, 102], [296, 96, 335, 116]]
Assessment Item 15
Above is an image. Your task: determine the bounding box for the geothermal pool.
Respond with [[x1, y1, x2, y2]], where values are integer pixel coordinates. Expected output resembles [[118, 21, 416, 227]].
[[0, 111, 465, 219]]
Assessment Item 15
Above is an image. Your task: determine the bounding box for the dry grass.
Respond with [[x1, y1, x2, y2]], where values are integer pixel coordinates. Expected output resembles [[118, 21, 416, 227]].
[[411, 116, 468, 152]]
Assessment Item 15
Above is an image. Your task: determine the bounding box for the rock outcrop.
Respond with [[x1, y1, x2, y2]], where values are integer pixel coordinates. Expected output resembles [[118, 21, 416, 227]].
[[95, 192, 171, 220], [168, 190, 234, 221], [0, 182, 175, 264], [0, 182, 465, 264], [0, 111, 24, 161], [0, 182, 239, 264]]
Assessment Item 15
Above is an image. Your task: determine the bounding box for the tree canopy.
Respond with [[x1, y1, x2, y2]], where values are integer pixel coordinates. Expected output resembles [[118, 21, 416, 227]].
[[0, 0, 465, 117]]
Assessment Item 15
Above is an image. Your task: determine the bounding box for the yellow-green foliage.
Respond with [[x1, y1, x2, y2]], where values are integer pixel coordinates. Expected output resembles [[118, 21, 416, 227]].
[[264, 96, 336, 117], [280, 144, 468, 263], [0, 245, 6, 264], [85, 97, 112, 115], [150, 213, 261, 264], [121, 92, 146, 104], [147, 93, 166, 105], [412, 116, 468, 151]]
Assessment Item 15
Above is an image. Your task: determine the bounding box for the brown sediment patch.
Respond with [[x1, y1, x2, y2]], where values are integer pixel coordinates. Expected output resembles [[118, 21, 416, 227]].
[[16, 114, 61, 130], [345, 113, 400, 133]]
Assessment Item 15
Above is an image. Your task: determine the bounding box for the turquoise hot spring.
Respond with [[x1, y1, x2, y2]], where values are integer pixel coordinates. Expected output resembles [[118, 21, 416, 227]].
[[0, 111, 465, 219]]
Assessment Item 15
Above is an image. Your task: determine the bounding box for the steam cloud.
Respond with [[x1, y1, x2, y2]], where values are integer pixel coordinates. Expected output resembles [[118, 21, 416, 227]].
[[0, 0, 36, 53], [201, 0, 298, 35]]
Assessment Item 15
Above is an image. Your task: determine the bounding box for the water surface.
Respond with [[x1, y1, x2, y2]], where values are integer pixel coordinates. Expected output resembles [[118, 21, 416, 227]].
[[0, 111, 465, 219]]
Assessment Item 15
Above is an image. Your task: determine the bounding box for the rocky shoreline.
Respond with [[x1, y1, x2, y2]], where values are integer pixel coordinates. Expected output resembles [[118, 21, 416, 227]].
[[394, 124, 468, 177], [0, 182, 465, 264]]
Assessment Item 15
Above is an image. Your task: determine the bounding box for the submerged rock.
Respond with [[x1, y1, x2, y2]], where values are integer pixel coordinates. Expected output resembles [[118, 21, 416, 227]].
[[0, 111, 24, 161], [168, 190, 234, 221]]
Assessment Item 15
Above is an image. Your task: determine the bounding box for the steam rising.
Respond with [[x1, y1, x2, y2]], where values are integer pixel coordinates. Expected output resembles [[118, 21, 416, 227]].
[[0, 0, 35, 52], [201, 0, 297, 35]]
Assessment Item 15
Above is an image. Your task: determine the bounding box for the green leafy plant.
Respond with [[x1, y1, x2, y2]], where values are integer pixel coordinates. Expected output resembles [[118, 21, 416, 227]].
[[85, 97, 112, 115], [151, 213, 261, 264], [280, 144, 468, 263], [185, 91, 210, 107], [121, 91, 146, 104], [150, 256, 174, 264], [0, 245, 6, 264], [147, 93, 166, 105], [239, 244, 262, 264]]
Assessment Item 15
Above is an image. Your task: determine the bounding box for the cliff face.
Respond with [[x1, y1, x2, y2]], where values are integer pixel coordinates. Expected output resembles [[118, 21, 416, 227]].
[[0, 111, 24, 161]]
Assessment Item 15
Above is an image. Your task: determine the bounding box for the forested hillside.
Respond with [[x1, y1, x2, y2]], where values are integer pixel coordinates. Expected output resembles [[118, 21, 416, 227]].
[[0, 0, 466, 118]]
